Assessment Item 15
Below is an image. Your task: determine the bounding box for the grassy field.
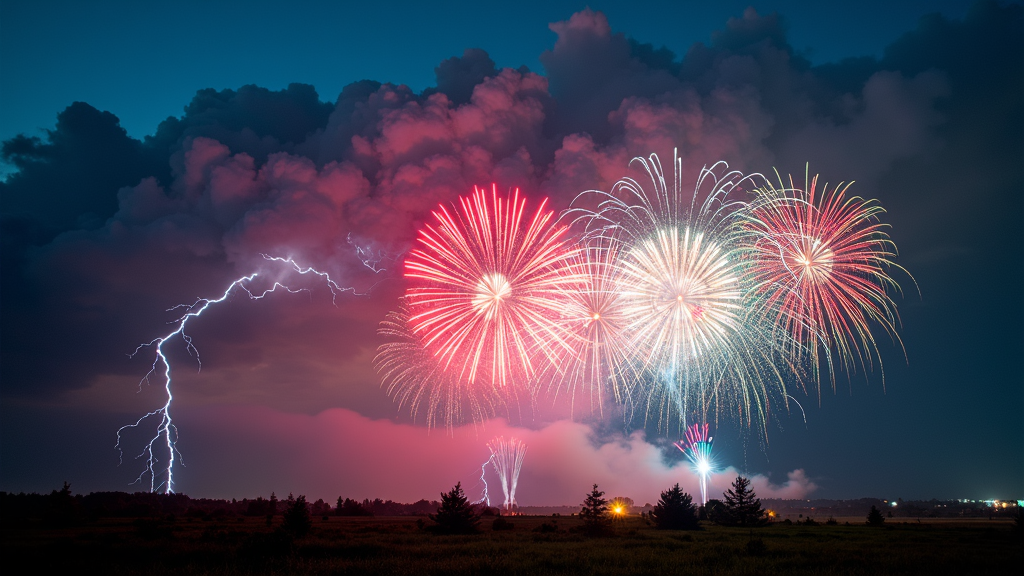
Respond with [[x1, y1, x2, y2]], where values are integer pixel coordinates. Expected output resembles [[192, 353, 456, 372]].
[[3, 514, 1020, 575]]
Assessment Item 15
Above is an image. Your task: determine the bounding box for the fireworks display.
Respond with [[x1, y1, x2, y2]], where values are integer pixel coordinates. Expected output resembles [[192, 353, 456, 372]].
[[567, 155, 784, 434], [377, 153, 909, 440], [538, 242, 632, 417], [675, 423, 715, 505], [376, 185, 581, 424], [487, 436, 528, 512], [743, 169, 909, 386], [126, 150, 907, 495], [404, 184, 578, 389]]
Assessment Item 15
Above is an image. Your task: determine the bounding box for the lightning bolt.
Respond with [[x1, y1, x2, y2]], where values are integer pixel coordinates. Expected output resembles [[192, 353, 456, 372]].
[[474, 454, 494, 507], [346, 233, 397, 274], [116, 256, 367, 494]]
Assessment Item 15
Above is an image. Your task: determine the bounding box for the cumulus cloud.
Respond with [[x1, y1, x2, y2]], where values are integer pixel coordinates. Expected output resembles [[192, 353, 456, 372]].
[[1, 2, 1020, 498]]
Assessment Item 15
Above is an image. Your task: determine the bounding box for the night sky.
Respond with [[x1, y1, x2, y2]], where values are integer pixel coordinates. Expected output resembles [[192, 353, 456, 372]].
[[1, 0, 1021, 505]]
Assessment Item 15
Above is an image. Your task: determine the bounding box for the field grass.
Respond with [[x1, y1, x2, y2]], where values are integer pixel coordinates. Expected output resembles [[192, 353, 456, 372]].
[[3, 514, 1020, 575]]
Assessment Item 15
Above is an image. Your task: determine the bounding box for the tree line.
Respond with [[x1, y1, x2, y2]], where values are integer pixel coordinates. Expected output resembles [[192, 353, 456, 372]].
[[426, 475, 909, 535], [0, 483, 439, 525]]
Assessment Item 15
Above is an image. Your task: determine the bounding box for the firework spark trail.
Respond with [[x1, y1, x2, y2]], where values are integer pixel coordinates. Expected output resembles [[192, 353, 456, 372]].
[[744, 168, 912, 389], [487, 436, 527, 512], [536, 241, 633, 417], [567, 152, 788, 435], [675, 423, 714, 506], [786, 394, 808, 426], [375, 152, 909, 448], [377, 185, 582, 426], [376, 301, 509, 429], [117, 256, 363, 494]]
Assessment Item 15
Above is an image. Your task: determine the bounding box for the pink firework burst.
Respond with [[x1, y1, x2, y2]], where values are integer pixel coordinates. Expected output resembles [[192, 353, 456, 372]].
[[379, 185, 579, 425]]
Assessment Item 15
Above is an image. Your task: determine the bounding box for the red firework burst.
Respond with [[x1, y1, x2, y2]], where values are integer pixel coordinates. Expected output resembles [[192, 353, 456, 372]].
[[746, 171, 908, 384], [401, 184, 578, 395]]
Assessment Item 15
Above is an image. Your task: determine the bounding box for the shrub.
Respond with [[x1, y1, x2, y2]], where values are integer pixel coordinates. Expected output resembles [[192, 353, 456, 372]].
[[492, 516, 515, 531], [746, 537, 767, 556], [533, 521, 558, 533], [703, 499, 727, 523]]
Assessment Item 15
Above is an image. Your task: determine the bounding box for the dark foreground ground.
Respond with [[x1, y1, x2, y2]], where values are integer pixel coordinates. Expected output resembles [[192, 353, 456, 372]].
[[3, 515, 1020, 575]]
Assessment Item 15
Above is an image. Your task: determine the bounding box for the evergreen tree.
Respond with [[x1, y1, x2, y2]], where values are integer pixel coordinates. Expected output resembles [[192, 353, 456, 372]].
[[650, 483, 699, 530], [866, 505, 885, 527], [721, 476, 767, 527], [336, 497, 372, 517], [579, 484, 613, 536], [428, 482, 480, 534], [46, 481, 79, 526], [282, 495, 312, 537]]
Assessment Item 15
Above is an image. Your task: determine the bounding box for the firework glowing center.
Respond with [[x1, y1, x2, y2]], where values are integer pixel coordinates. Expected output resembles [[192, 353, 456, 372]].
[[792, 238, 835, 279], [120, 148, 911, 493], [618, 227, 742, 361], [472, 272, 512, 317], [376, 183, 580, 428], [377, 151, 909, 443], [677, 423, 715, 506]]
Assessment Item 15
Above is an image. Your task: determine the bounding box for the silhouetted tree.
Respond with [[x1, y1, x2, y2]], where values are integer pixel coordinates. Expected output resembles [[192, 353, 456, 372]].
[[701, 498, 725, 522], [428, 482, 480, 534], [579, 484, 613, 536], [336, 497, 372, 517], [867, 505, 885, 527], [310, 498, 331, 517], [721, 476, 767, 527], [650, 483, 699, 530], [45, 481, 80, 526], [245, 496, 273, 517], [282, 495, 312, 537]]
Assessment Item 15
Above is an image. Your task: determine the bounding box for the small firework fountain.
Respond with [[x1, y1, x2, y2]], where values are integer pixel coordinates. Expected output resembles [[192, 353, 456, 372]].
[[675, 423, 714, 506], [488, 436, 527, 513]]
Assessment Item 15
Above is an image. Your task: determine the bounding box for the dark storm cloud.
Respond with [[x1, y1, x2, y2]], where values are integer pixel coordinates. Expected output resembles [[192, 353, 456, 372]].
[[149, 83, 334, 163], [0, 102, 169, 233], [427, 48, 500, 106], [0, 0, 1020, 498]]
